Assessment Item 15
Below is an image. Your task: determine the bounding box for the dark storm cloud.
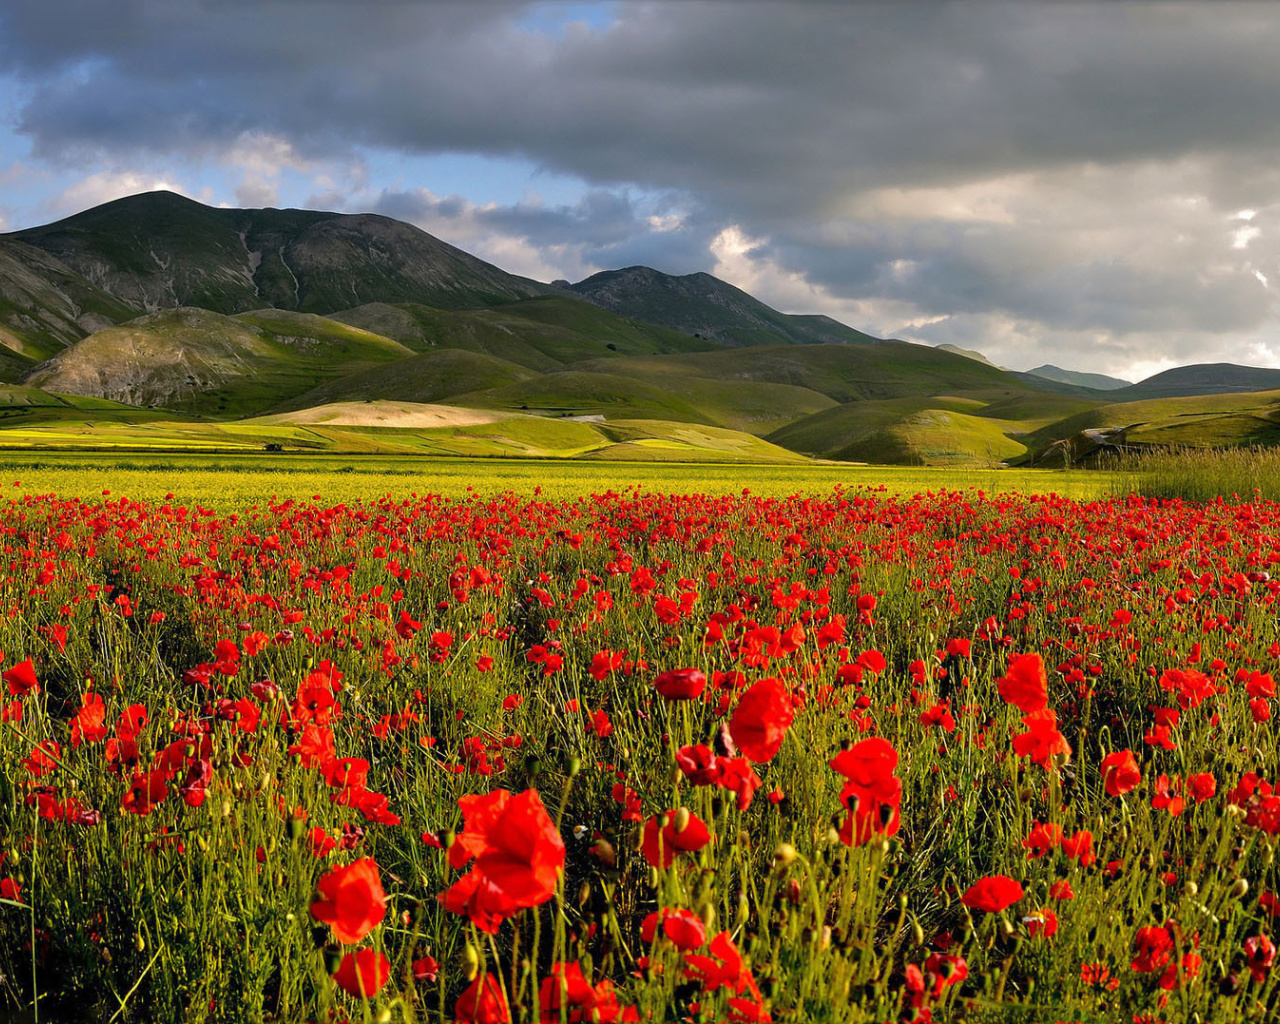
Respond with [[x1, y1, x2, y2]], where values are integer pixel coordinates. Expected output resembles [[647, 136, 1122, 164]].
[[3, 0, 1280, 371]]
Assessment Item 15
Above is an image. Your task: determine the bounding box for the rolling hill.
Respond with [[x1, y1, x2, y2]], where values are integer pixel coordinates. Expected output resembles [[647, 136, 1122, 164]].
[[1109, 363, 1280, 401], [26, 307, 412, 416]]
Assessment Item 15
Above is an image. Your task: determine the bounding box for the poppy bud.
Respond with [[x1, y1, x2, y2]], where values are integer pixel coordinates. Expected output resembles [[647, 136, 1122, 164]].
[[525, 755, 541, 780], [590, 839, 617, 868], [577, 881, 591, 907], [376, 1008, 392, 1024], [1231, 877, 1250, 899], [135, 933, 145, 952], [322, 943, 343, 974], [462, 942, 479, 981], [673, 807, 691, 835], [737, 892, 750, 926], [773, 842, 798, 867], [565, 755, 581, 777], [442, 830, 456, 849], [1183, 881, 1198, 898]]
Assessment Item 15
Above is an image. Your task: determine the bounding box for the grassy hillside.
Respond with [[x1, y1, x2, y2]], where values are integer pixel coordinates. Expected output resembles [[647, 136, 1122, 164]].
[[275, 348, 537, 411], [565, 340, 1031, 404], [1023, 389, 1280, 454], [25, 307, 412, 417], [446, 369, 836, 434], [769, 397, 1027, 466]]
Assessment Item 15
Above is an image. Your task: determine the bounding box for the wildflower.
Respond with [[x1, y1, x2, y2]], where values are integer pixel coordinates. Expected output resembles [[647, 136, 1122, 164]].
[[332, 948, 390, 998], [997, 653, 1048, 712], [1101, 750, 1141, 797], [961, 875, 1024, 913], [729, 677, 794, 763], [310, 858, 386, 944]]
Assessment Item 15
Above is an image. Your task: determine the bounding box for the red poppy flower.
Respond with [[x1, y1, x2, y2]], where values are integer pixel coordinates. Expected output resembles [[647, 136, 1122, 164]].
[[332, 947, 390, 998], [1187, 772, 1216, 802], [728, 677, 794, 762], [961, 875, 1024, 913], [641, 809, 712, 868], [830, 737, 902, 847], [455, 973, 511, 1024], [996, 653, 1048, 713], [4, 659, 38, 697], [1101, 749, 1141, 797], [439, 789, 565, 934], [1011, 708, 1072, 768], [70, 693, 108, 748], [641, 907, 707, 951], [310, 858, 387, 944], [654, 667, 707, 701], [1131, 925, 1174, 973]]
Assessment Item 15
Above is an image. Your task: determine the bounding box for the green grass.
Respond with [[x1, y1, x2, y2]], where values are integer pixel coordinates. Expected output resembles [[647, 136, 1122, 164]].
[[1120, 445, 1280, 502]]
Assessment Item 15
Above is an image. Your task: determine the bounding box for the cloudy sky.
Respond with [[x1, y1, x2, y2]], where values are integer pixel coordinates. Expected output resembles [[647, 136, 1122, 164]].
[[1, 1, 1279, 380]]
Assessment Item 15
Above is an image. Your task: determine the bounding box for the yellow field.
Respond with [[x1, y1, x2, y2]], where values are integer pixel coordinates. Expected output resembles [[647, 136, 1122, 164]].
[[0, 451, 1124, 509]]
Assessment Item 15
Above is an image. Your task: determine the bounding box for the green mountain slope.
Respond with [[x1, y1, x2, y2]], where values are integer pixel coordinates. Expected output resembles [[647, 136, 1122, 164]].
[[8, 190, 556, 316], [0, 236, 140, 370], [568, 265, 883, 347], [328, 296, 714, 366], [25, 307, 412, 417]]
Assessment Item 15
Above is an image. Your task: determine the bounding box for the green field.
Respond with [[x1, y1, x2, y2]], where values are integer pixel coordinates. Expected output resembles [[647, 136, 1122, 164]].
[[0, 451, 1123, 509]]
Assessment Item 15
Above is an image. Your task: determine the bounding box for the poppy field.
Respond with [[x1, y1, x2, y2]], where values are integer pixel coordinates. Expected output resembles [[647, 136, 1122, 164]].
[[1, 481, 1279, 1023]]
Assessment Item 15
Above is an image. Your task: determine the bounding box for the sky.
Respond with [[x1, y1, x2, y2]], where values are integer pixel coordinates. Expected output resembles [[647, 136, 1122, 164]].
[[1, 1, 1279, 381]]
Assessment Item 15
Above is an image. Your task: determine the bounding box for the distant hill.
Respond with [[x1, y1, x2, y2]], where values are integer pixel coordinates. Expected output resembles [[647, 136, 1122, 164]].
[[567, 265, 883, 347], [1027, 364, 1131, 391], [1113, 363, 1280, 401], [8, 190, 556, 316]]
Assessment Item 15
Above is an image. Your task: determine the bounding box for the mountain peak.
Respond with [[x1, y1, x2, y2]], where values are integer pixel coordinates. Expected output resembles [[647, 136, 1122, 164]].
[[569, 265, 880, 346]]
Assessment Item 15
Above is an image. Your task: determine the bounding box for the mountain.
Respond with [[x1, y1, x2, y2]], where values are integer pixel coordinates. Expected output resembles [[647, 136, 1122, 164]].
[[26, 306, 412, 416], [0, 236, 140, 371], [567, 265, 883, 347], [7, 190, 556, 316], [1026, 364, 1131, 391], [1112, 363, 1280, 401]]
